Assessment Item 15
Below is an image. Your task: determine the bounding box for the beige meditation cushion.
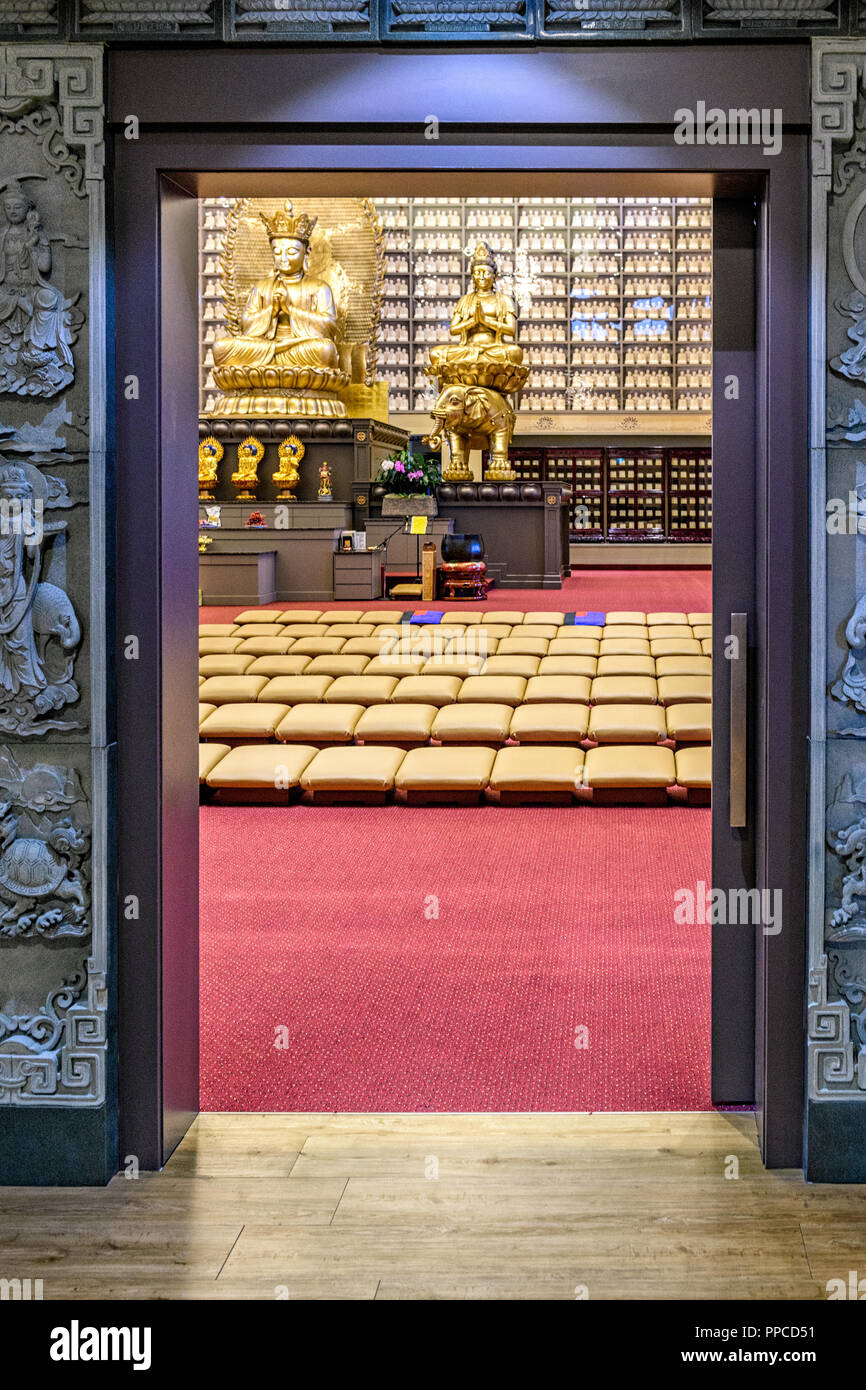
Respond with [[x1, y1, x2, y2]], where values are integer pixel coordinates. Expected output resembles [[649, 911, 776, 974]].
[[291, 637, 347, 656], [655, 655, 712, 678], [199, 703, 291, 739], [596, 655, 656, 678], [496, 636, 549, 657], [524, 675, 592, 704], [206, 744, 318, 789], [489, 745, 584, 793], [198, 675, 269, 704], [198, 702, 217, 726], [354, 704, 437, 744], [675, 745, 712, 787], [322, 676, 399, 705], [199, 637, 242, 655], [304, 655, 372, 678], [471, 625, 513, 641], [278, 609, 322, 623], [245, 655, 312, 677], [605, 610, 646, 624], [276, 703, 365, 743], [537, 656, 597, 678], [487, 611, 528, 625], [317, 609, 365, 624], [232, 623, 285, 637], [521, 610, 564, 625], [235, 637, 293, 656], [656, 675, 712, 706], [666, 703, 712, 742], [548, 637, 600, 657], [301, 744, 406, 790], [364, 656, 427, 678], [480, 655, 540, 678], [687, 612, 711, 626], [509, 702, 589, 743], [457, 675, 527, 706], [199, 743, 231, 783], [198, 624, 238, 637], [281, 623, 326, 638], [648, 625, 693, 640], [584, 744, 676, 787], [590, 676, 659, 705], [441, 610, 484, 624], [395, 746, 496, 791], [342, 638, 395, 658], [198, 655, 255, 676], [646, 611, 688, 625], [601, 624, 648, 640], [598, 638, 651, 657], [649, 638, 702, 657], [361, 610, 405, 624], [255, 675, 333, 704], [691, 625, 712, 641], [558, 624, 603, 639], [234, 610, 286, 624], [324, 624, 376, 638], [421, 654, 486, 677], [518, 624, 558, 640], [587, 703, 666, 743], [701, 638, 712, 656], [391, 675, 463, 706], [431, 703, 513, 743]]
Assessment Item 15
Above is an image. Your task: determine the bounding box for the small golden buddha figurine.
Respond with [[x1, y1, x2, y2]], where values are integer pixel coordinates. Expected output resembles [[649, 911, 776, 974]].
[[212, 200, 349, 417], [428, 242, 528, 394], [318, 461, 333, 500], [232, 435, 264, 501], [198, 435, 223, 502], [273, 434, 304, 501]]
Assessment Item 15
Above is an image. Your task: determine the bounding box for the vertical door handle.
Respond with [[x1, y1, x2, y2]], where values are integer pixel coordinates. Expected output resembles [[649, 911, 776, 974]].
[[729, 612, 747, 828]]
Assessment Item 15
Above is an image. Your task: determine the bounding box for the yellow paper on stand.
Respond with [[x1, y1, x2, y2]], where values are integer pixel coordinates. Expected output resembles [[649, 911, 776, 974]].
[[410, 516, 429, 535]]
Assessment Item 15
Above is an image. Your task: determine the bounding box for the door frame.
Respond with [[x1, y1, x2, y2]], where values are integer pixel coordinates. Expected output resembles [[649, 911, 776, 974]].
[[110, 45, 809, 1170]]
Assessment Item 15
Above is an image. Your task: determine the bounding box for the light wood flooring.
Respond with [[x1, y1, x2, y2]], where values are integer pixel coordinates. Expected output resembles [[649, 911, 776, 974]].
[[2, 1112, 866, 1300]]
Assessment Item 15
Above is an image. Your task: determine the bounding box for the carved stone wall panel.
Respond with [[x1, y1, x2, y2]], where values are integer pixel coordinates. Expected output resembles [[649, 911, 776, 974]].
[[230, 0, 373, 37], [699, 0, 841, 33], [0, 4, 63, 40], [0, 44, 105, 1120], [72, 1, 218, 37], [825, 449, 866, 733], [541, 0, 683, 33]]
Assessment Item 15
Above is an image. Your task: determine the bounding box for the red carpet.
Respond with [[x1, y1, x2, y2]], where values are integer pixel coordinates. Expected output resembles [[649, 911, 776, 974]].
[[199, 805, 712, 1112], [200, 567, 712, 625]]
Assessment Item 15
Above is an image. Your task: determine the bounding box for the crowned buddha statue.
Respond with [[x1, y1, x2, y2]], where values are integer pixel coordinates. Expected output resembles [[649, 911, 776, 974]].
[[212, 200, 349, 417], [427, 242, 528, 395]]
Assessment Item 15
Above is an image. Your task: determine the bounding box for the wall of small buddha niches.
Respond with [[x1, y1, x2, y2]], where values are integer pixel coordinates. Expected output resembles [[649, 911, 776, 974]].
[[198, 196, 712, 419]]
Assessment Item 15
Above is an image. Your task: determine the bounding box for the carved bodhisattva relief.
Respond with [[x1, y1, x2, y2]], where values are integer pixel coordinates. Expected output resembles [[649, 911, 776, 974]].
[[0, 177, 83, 398]]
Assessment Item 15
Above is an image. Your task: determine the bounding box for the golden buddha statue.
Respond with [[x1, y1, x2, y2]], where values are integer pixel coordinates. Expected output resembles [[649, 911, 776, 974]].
[[426, 242, 529, 482], [428, 242, 528, 394], [212, 201, 349, 417]]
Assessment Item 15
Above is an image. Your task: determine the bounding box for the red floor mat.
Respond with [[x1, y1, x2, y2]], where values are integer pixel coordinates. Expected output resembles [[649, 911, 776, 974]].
[[199, 804, 712, 1112]]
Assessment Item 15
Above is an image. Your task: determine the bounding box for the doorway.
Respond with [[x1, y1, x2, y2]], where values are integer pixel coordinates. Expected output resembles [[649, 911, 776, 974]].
[[111, 50, 808, 1170]]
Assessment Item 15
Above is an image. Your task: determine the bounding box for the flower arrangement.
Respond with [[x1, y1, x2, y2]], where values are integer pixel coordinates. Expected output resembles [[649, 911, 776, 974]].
[[374, 449, 441, 497], [245, 511, 266, 528]]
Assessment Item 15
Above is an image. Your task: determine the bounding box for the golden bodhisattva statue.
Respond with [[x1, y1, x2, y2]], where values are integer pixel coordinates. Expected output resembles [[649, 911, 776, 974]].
[[213, 201, 349, 418], [426, 243, 528, 482]]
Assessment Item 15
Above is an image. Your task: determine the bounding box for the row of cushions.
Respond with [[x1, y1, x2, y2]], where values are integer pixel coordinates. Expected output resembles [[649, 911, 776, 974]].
[[198, 673, 712, 711], [210, 607, 712, 627], [199, 699, 711, 745], [199, 653, 711, 680], [200, 741, 711, 795], [200, 625, 710, 647]]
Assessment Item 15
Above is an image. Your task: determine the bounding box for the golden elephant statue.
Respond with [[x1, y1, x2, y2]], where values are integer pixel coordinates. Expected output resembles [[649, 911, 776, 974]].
[[427, 383, 516, 481]]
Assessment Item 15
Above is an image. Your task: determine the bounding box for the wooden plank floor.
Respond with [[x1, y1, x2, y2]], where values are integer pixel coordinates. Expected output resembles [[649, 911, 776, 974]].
[[2, 1112, 866, 1300]]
